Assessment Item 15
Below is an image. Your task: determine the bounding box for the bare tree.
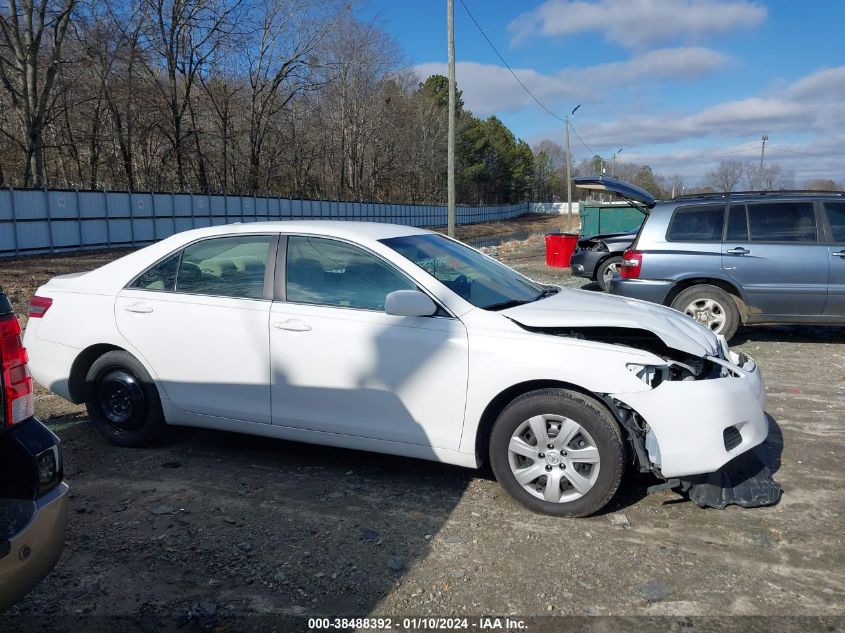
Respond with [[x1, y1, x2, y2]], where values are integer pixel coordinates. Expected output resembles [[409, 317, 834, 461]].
[[143, 0, 240, 190], [704, 160, 745, 192], [745, 162, 793, 190], [0, 0, 78, 186]]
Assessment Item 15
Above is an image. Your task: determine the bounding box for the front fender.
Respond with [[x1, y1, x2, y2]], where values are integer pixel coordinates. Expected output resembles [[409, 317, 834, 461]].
[[458, 315, 659, 455]]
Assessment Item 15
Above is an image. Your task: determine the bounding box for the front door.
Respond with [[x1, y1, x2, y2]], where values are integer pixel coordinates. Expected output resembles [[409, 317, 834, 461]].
[[823, 201, 845, 315], [722, 202, 828, 316], [116, 234, 277, 423], [270, 235, 469, 450]]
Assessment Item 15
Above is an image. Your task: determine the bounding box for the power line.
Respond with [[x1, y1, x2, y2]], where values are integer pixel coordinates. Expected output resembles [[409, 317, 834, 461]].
[[457, 0, 565, 124], [568, 123, 595, 156], [767, 145, 845, 161]]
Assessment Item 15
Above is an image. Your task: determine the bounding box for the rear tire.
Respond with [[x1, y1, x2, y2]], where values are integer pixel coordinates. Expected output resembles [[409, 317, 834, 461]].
[[670, 284, 740, 341], [596, 256, 623, 292], [84, 350, 166, 447], [489, 389, 624, 517]]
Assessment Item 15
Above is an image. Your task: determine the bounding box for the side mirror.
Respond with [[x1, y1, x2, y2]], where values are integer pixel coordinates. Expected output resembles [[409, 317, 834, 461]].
[[384, 290, 438, 317]]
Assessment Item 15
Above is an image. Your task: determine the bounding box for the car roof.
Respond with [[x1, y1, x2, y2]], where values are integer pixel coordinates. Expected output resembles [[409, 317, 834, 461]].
[[171, 220, 433, 242], [667, 190, 845, 205]]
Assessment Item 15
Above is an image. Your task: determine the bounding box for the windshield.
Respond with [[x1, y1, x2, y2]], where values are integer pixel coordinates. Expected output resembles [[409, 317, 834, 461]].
[[380, 234, 548, 310]]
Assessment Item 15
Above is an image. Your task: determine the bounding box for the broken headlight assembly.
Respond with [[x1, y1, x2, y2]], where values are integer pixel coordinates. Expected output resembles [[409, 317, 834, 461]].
[[628, 356, 738, 387]]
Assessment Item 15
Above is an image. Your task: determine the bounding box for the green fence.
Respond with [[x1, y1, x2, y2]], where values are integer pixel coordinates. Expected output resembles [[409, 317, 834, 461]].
[[579, 203, 646, 236]]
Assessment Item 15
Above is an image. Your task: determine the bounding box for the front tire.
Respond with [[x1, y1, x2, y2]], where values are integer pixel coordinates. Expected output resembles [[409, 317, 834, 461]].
[[84, 350, 166, 447], [489, 389, 625, 517], [670, 284, 740, 340]]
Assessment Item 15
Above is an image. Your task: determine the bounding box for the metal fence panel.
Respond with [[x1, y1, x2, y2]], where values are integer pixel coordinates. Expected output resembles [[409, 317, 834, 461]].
[[0, 188, 572, 256]]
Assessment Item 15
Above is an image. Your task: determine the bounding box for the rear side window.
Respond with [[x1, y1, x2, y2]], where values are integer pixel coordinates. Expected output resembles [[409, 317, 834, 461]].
[[667, 205, 725, 242], [824, 202, 845, 242], [176, 235, 274, 299], [130, 253, 180, 291], [747, 202, 816, 242]]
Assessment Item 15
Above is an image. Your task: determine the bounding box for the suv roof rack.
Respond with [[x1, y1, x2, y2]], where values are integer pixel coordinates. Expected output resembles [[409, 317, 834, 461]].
[[673, 190, 845, 201]]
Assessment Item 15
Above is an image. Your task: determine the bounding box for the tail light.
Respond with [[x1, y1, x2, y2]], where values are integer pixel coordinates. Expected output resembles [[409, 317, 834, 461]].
[[0, 313, 34, 427], [29, 295, 52, 318], [620, 249, 643, 279]]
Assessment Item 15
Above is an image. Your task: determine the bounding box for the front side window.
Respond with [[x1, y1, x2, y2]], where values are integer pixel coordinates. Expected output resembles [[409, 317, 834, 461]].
[[286, 236, 415, 310], [667, 205, 725, 242], [747, 202, 816, 242], [381, 233, 545, 310], [176, 235, 273, 299], [824, 202, 845, 243]]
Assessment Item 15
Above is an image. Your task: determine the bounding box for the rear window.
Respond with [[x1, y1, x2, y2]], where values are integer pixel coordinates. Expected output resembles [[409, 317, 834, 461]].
[[824, 202, 845, 242], [667, 205, 725, 242], [747, 202, 816, 242]]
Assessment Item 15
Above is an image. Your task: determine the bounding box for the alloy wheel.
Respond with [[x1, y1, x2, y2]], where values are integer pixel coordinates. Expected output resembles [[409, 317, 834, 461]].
[[683, 297, 726, 332]]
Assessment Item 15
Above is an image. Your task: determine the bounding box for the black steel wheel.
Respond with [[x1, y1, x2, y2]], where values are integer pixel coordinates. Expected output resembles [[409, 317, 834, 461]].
[[85, 351, 166, 447]]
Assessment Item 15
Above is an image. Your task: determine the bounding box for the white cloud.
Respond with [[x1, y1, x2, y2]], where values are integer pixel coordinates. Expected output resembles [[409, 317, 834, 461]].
[[508, 0, 767, 48], [412, 47, 729, 116], [578, 66, 845, 148], [534, 65, 845, 184]]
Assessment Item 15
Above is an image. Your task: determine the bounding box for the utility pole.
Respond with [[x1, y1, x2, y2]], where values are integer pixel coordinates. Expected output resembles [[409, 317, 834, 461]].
[[447, 0, 456, 238], [759, 135, 768, 189], [565, 105, 580, 216]]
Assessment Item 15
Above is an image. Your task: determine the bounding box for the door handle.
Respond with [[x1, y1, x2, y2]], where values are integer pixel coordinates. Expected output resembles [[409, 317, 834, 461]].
[[274, 320, 311, 332], [726, 247, 750, 255], [124, 303, 153, 314], [833, 250, 845, 258]]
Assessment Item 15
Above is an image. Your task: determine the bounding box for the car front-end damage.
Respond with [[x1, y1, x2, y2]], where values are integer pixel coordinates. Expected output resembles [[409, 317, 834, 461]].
[[502, 291, 782, 508]]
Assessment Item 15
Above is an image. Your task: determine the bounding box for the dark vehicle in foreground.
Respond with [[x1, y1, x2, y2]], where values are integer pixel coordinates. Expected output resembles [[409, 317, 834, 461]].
[[570, 231, 637, 291], [575, 176, 845, 340], [0, 287, 67, 611]]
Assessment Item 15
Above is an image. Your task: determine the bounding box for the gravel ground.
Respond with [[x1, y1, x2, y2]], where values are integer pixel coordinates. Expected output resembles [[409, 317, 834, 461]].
[[1, 215, 843, 632]]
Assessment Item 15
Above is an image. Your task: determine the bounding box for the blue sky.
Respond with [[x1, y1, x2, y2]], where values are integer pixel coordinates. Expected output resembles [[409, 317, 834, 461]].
[[359, 0, 845, 185]]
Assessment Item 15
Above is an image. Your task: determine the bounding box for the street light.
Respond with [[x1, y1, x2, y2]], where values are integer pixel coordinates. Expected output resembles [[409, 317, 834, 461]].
[[759, 135, 769, 188], [611, 148, 623, 177], [565, 105, 581, 215]]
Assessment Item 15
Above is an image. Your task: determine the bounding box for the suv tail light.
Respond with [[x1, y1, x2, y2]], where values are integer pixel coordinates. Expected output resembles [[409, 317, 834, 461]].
[[28, 295, 52, 318], [621, 249, 643, 279], [0, 313, 34, 427]]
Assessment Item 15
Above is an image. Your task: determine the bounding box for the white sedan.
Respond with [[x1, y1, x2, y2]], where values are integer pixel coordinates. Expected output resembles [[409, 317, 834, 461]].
[[24, 222, 769, 516]]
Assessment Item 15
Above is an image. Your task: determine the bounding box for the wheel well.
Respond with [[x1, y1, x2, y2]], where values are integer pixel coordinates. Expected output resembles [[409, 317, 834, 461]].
[[593, 253, 622, 279], [68, 344, 124, 404], [664, 278, 747, 322], [474, 380, 613, 466]]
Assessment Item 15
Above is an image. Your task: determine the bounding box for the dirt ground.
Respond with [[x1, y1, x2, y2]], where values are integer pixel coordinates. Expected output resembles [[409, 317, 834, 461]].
[[2, 215, 843, 632]]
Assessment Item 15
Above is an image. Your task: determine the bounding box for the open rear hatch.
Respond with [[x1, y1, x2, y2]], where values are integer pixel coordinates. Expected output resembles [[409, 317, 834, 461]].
[[574, 175, 656, 209]]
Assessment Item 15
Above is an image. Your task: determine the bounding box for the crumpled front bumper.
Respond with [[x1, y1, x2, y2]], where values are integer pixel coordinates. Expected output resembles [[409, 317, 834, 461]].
[[611, 351, 768, 479]]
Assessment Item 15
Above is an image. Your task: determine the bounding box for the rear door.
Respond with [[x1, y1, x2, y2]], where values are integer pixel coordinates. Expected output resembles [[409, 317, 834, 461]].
[[822, 201, 845, 315], [116, 234, 277, 424], [721, 201, 828, 316]]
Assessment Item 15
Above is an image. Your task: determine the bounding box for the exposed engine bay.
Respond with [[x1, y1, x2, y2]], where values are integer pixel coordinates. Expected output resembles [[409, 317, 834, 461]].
[[516, 324, 728, 383]]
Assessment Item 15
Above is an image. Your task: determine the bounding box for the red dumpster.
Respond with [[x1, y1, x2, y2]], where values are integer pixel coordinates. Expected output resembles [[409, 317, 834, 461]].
[[545, 233, 579, 268]]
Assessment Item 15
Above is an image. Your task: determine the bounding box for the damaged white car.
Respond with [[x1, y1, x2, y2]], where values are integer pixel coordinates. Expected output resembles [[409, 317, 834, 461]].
[[24, 221, 775, 516]]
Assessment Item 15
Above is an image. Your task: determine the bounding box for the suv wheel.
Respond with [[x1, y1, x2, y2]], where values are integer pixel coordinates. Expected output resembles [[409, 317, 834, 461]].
[[84, 350, 166, 447], [489, 389, 624, 517], [596, 256, 623, 292], [671, 284, 740, 340]]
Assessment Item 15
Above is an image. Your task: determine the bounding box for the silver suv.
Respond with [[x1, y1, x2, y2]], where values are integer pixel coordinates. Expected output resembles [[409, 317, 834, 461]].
[[574, 176, 845, 340]]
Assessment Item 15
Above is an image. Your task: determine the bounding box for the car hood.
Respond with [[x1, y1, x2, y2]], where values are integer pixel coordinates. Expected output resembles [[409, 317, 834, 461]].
[[501, 288, 719, 358]]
